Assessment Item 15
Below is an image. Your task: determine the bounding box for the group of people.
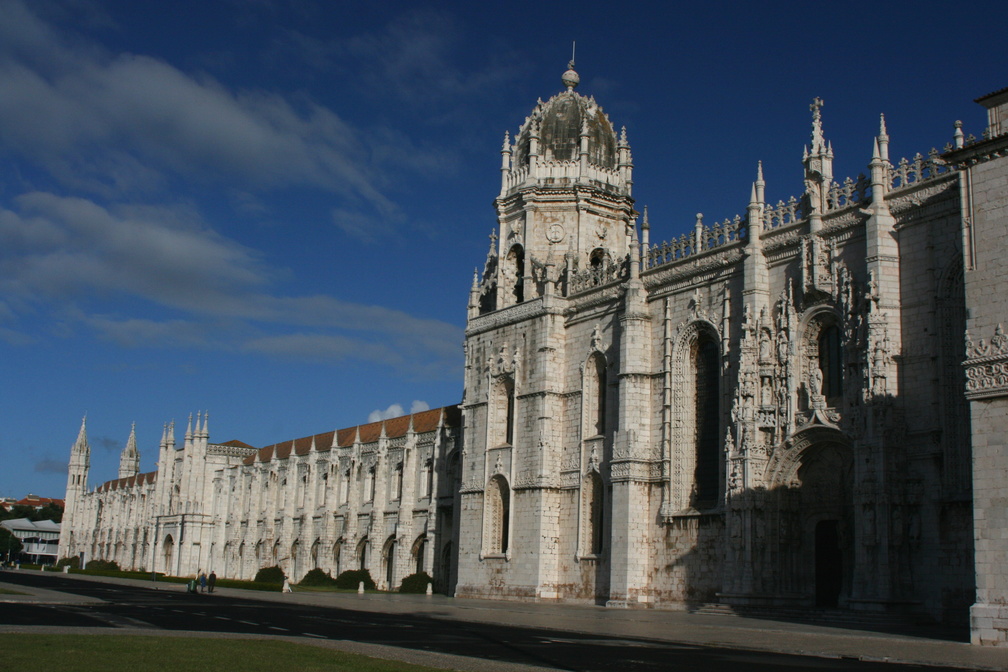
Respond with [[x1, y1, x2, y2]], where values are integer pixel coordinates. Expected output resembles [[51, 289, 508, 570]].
[[194, 569, 216, 593]]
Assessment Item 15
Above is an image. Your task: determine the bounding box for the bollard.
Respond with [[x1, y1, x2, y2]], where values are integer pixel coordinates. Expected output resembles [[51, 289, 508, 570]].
[[357, 580, 364, 594], [63, 566, 69, 574], [425, 582, 432, 596]]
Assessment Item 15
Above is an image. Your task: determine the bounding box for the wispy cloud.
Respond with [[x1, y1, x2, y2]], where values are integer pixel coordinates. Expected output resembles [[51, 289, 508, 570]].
[[0, 191, 463, 374], [0, 0, 396, 213], [34, 458, 66, 475], [0, 1, 465, 378], [367, 400, 430, 424]]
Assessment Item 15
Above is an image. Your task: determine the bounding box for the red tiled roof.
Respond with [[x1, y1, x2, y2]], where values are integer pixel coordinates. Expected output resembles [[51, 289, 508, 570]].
[[218, 439, 256, 449], [336, 427, 356, 447], [412, 408, 444, 434], [314, 430, 336, 452], [384, 414, 411, 438], [14, 495, 65, 509], [275, 441, 293, 460], [293, 436, 313, 456], [357, 420, 383, 443], [239, 405, 461, 466]]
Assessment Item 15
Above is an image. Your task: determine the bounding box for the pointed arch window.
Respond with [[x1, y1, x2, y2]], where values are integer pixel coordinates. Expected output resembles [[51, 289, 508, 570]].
[[818, 325, 843, 403], [580, 472, 604, 556], [492, 378, 516, 447], [584, 354, 607, 436], [692, 337, 720, 509], [484, 475, 510, 555], [506, 245, 525, 304], [393, 462, 404, 501]]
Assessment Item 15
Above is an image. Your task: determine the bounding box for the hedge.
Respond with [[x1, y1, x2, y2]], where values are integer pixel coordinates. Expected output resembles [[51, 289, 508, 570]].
[[334, 569, 375, 590]]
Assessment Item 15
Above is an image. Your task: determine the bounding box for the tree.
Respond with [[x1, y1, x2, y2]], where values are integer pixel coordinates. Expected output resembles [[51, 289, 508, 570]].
[[0, 527, 22, 561]]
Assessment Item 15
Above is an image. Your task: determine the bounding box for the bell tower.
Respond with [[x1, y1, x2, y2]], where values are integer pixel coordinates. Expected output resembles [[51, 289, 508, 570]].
[[475, 61, 636, 313]]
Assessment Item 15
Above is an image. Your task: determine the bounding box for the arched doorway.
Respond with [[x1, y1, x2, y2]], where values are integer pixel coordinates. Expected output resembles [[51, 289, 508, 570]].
[[765, 427, 853, 607], [382, 536, 397, 590], [162, 535, 174, 575]]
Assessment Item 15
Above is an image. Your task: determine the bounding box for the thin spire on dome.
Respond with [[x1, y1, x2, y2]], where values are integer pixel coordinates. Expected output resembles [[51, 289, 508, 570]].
[[561, 42, 579, 91]]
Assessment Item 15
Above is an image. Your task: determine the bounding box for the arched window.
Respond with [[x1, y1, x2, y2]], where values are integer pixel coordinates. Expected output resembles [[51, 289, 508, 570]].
[[492, 378, 516, 447], [358, 538, 369, 571], [580, 472, 604, 556], [584, 354, 607, 436], [413, 535, 427, 575], [693, 337, 720, 508], [394, 462, 404, 501], [506, 245, 525, 303], [484, 475, 510, 555], [333, 541, 342, 576], [818, 325, 843, 402]]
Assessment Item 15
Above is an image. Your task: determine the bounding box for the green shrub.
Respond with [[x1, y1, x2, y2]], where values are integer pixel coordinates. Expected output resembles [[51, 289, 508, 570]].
[[56, 556, 80, 570], [254, 565, 286, 584], [297, 568, 337, 587], [334, 569, 375, 590], [398, 572, 433, 594], [84, 559, 120, 571]]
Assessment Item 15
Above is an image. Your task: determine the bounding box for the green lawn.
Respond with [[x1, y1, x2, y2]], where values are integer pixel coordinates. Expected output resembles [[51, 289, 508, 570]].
[[0, 635, 444, 672]]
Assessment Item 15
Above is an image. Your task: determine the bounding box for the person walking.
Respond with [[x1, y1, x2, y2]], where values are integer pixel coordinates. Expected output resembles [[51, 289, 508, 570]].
[[208, 570, 217, 593], [282, 574, 293, 593], [199, 570, 207, 593]]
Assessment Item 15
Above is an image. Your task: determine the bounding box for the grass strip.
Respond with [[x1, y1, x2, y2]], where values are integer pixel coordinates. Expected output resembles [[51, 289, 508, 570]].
[[0, 634, 444, 672]]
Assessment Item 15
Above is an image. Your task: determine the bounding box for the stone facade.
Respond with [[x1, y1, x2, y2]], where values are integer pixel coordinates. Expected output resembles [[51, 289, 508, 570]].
[[59, 66, 1008, 645], [59, 408, 463, 592], [458, 65, 995, 626]]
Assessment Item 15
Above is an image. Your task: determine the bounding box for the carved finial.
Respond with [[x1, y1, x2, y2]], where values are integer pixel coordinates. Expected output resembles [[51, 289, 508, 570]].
[[953, 120, 964, 149], [810, 97, 825, 151], [642, 205, 649, 230], [620, 125, 628, 144], [756, 160, 764, 183], [501, 130, 510, 152]]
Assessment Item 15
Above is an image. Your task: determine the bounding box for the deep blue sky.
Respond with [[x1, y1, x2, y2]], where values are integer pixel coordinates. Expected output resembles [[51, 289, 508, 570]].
[[1, 0, 1004, 499]]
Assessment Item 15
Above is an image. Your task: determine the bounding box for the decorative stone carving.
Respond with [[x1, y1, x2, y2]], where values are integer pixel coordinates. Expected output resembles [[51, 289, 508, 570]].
[[965, 323, 1008, 399]]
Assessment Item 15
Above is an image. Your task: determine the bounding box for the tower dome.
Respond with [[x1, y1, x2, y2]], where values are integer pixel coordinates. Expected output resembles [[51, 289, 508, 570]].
[[511, 63, 619, 172]]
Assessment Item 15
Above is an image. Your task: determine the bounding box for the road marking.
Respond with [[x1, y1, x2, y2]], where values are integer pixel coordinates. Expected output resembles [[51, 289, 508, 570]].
[[238, 620, 258, 626], [268, 626, 288, 632], [303, 633, 326, 639], [214, 616, 230, 621]]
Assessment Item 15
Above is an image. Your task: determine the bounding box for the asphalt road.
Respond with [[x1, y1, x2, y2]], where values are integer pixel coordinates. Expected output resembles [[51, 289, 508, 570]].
[[0, 572, 970, 671]]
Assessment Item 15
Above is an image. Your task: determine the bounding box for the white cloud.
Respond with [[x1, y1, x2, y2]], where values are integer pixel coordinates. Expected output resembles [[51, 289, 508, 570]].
[[366, 400, 430, 424], [368, 404, 405, 423], [0, 191, 464, 375], [0, 0, 397, 213]]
